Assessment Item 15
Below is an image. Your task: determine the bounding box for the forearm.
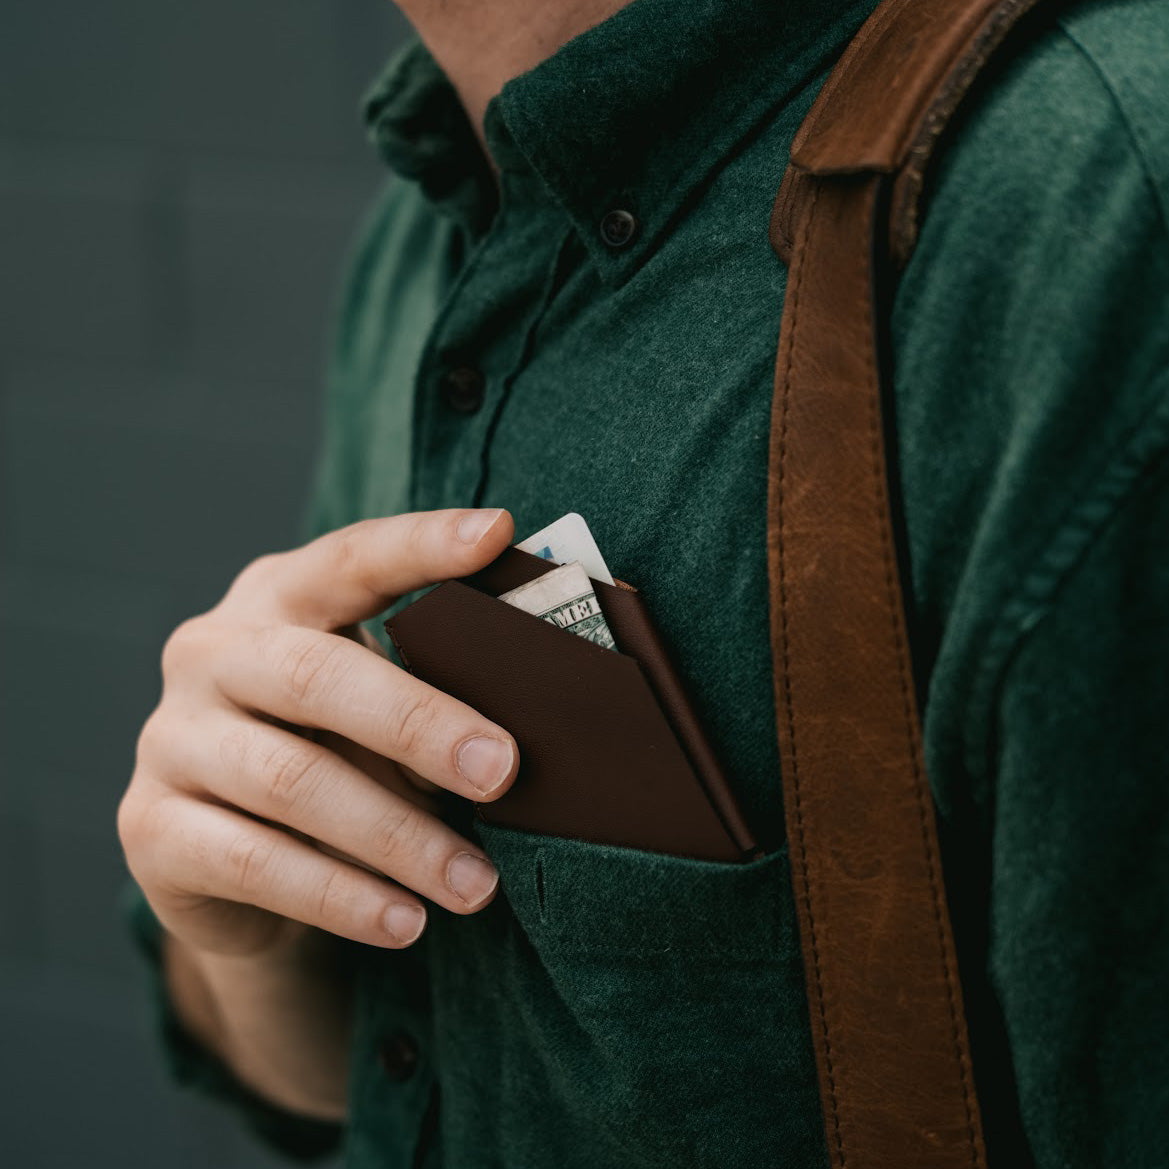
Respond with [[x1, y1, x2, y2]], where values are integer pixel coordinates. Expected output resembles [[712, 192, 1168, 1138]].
[[163, 929, 354, 1122]]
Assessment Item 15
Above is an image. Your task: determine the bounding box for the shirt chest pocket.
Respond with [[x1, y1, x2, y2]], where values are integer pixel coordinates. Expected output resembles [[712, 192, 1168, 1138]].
[[462, 821, 826, 1169]]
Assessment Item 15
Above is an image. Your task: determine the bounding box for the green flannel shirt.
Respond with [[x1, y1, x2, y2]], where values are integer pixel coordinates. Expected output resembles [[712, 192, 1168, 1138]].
[[128, 0, 1169, 1164]]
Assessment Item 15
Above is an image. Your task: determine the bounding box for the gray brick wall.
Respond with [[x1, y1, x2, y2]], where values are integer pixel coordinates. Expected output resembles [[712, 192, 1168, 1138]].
[[1, 4, 410, 1165]]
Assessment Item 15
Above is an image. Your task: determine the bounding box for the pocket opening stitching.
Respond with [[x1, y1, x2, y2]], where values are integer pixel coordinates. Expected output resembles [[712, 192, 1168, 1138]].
[[532, 927, 784, 961], [535, 848, 547, 922]]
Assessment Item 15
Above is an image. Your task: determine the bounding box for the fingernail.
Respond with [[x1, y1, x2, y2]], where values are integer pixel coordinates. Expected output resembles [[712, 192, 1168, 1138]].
[[456, 508, 504, 545], [447, 852, 500, 907], [456, 735, 514, 794], [384, 903, 426, 944]]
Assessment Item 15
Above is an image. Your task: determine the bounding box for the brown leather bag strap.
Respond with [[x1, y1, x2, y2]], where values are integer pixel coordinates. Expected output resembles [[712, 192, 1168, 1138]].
[[767, 1, 1052, 1166]]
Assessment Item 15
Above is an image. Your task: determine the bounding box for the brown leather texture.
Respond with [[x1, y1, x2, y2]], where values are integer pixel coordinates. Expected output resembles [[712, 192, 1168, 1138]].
[[386, 547, 760, 862], [772, 0, 1053, 267], [766, 0, 1056, 1165], [771, 171, 985, 1169]]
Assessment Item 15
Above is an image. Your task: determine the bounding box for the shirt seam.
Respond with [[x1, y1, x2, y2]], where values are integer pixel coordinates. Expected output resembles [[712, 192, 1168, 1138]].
[[404, 207, 506, 512], [961, 371, 1169, 791], [470, 226, 577, 507], [1054, 20, 1169, 244]]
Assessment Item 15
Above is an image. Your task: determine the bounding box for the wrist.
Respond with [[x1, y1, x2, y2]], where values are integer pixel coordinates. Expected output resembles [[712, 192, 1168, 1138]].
[[167, 927, 353, 1121]]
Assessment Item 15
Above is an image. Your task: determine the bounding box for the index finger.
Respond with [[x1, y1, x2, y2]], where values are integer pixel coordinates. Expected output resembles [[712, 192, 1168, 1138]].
[[241, 508, 513, 630]]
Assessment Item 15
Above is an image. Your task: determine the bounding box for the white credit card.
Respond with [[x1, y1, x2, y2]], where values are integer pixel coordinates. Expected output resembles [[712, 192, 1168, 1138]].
[[515, 512, 614, 585]]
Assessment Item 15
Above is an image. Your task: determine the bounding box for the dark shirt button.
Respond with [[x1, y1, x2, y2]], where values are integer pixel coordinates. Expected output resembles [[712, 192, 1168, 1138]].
[[377, 1029, 420, 1082], [599, 209, 638, 249], [440, 365, 485, 414]]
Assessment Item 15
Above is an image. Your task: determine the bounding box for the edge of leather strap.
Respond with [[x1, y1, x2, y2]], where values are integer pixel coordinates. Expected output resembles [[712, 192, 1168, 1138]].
[[770, 165, 815, 266], [769, 172, 987, 1169], [767, 4, 1063, 1164], [790, 0, 1047, 175], [775, 0, 1054, 268], [887, 0, 1052, 265]]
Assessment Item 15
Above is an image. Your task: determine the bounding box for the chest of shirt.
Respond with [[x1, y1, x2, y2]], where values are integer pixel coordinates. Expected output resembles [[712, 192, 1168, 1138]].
[[348, 132, 806, 842]]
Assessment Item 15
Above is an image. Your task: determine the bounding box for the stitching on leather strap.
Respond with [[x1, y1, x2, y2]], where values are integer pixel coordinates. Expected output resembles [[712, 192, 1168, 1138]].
[[792, 0, 911, 161], [775, 183, 847, 1167], [859, 195, 981, 1165]]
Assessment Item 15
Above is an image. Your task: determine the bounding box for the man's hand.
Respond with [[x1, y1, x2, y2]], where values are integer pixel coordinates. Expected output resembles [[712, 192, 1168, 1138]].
[[118, 508, 519, 960]]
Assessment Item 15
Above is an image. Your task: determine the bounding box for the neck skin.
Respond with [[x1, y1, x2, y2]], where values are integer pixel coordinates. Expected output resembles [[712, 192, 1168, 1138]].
[[395, 0, 632, 154]]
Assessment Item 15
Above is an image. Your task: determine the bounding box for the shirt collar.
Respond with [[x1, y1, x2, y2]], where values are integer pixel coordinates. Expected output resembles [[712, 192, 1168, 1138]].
[[365, 0, 876, 285], [365, 39, 498, 237]]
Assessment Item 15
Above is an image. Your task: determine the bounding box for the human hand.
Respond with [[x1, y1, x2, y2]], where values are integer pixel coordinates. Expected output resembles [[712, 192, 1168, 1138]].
[[118, 509, 518, 960]]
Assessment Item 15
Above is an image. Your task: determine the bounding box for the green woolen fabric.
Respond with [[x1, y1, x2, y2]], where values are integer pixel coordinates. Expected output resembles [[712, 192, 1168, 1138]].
[[125, 0, 1169, 1164]]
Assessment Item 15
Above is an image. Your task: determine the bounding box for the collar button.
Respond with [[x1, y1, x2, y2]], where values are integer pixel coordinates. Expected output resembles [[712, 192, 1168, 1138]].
[[599, 209, 638, 249]]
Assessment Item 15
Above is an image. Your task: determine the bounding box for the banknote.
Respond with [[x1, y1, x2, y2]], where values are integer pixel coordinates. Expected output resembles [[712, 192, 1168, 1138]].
[[515, 512, 614, 585], [497, 560, 617, 651]]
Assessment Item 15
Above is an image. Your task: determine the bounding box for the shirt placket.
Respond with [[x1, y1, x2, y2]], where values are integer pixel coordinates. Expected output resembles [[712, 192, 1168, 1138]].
[[348, 954, 437, 1167], [409, 166, 570, 514]]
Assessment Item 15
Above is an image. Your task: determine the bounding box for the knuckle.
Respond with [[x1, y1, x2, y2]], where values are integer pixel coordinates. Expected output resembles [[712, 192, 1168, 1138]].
[[325, 519, 385, 600], [224, 832, 276, 897], [384, 688, 439, 759], [404, 512, 432, 564], [160, 617, 205, 680], [279, 633, 345, 707], [115, 789, 147, 853], [134, 712, 166, 769], [263, 739, 322, 812], [229, 552, 282, 596], [217, 720, 256, 778], [315, 865, 353, 924], [326, 523, 366, 578], [219, 724, 324, 814], [117, 789, 177, 882], [367, 802, 424, 863]]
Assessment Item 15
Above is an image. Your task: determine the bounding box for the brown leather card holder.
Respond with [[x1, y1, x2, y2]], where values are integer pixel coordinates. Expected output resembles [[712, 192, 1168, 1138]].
[[384, 547, 760, 862]]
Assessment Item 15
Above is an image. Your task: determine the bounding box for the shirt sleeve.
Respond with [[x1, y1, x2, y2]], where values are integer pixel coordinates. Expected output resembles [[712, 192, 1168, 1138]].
[[122, 881, 344, 1162], [983, 420, 1169, 1166], [885, 7, 1169, 1162], [118, 187, 415, 1163], [120, 276, 356, 1155]]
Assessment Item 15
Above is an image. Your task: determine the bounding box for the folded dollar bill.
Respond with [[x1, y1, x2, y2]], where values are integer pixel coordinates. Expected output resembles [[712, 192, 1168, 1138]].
[[496, 560, 617, 651]]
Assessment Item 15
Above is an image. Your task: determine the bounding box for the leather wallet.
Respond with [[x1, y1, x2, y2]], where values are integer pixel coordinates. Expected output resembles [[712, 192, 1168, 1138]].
[[384, 546, 760, 862]]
